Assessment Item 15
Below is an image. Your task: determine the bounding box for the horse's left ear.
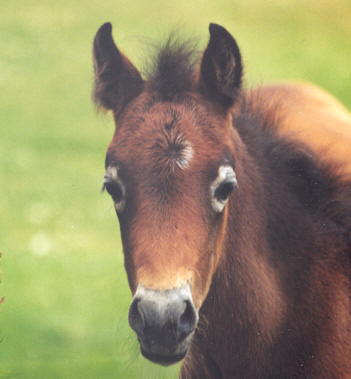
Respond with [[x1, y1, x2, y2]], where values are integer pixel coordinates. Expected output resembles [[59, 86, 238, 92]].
[[92, 23, 144, 115], [199, 23, 243, 109]]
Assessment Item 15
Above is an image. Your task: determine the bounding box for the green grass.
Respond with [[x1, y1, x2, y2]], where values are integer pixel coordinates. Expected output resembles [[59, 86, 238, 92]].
[[1, 0, 350, 377]]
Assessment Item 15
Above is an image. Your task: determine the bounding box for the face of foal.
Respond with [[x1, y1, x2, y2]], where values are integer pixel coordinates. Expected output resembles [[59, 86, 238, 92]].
[[93, 22, 243, 365]]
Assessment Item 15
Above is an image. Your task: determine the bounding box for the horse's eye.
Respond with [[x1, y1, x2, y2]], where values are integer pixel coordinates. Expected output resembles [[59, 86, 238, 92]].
[[214, 182, 234, 201], [104, 181, 124, 204], [211, 165, 237, 213], [103, 166, 126, 213]]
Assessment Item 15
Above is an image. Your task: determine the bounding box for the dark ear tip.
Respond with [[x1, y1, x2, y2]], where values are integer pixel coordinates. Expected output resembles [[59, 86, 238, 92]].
[[209, 23, 219, 32], [97, 22, 113, 36], [208, 23, 236, 45], [209, 23, 227, 35], [94, 22, 114, 50]]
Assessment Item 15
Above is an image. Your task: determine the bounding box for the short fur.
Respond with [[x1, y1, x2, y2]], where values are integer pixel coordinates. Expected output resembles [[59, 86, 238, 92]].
[[93, 23, 351, 378]]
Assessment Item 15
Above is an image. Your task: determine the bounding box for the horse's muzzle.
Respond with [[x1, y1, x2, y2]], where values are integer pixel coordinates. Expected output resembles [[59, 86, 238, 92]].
[[128, 284, 198, 366]]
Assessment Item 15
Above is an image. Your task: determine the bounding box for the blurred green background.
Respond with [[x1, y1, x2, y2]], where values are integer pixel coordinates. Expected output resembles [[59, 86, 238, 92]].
[[1, 0, 350, 378]]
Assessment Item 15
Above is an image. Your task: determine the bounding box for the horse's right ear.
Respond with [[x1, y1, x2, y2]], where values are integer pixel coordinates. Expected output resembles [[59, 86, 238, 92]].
[[199, 23, 243, 110], [93, 23, 144, 114]]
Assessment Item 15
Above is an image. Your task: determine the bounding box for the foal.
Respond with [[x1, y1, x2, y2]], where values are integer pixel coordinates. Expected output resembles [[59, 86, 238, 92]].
[[92, 22, 351, 378]]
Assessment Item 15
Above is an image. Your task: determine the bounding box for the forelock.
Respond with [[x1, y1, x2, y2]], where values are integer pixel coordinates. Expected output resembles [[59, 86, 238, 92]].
[[144, 32, 199, 101]]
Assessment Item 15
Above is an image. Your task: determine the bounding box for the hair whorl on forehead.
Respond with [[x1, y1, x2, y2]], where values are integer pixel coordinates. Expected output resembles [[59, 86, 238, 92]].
[[145, 33, 199, 101]]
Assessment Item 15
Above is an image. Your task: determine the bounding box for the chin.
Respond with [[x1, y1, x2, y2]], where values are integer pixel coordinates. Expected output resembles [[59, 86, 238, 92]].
[[138, 335, 192, 366], [141, 348, 187, 366]]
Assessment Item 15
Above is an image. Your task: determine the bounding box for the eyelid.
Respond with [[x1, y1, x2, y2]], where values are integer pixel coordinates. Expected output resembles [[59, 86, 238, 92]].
[[102, 166, 119, 188]]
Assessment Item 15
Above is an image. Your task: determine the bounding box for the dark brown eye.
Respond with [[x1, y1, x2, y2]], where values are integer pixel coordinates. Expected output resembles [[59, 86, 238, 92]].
[[214, 182, 234, 201], [104, 181, 123, 203]]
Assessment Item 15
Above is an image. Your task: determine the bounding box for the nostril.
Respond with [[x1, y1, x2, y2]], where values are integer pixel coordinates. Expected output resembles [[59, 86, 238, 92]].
[[128, 298, 145, 335], [178, 300, 197, 341]]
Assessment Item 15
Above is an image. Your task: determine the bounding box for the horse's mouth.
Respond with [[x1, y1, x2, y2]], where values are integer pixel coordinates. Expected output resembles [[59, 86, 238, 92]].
[[138, 334, 190, 366], [141, 348, 186, 366]]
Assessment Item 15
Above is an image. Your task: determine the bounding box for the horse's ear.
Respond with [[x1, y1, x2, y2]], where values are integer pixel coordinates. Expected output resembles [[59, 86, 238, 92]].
[[199, 23, 243, 109], [93, 23, 144, 114]]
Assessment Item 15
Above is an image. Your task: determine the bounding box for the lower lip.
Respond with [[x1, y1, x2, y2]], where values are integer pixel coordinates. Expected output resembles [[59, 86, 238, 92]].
[[141, 348, 186, 366]]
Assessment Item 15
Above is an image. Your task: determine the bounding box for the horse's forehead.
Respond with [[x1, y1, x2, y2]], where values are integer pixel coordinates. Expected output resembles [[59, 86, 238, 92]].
[[109, 97, 232, 178], [112, 102, 196, 154], [127, 101, 195, 132]]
